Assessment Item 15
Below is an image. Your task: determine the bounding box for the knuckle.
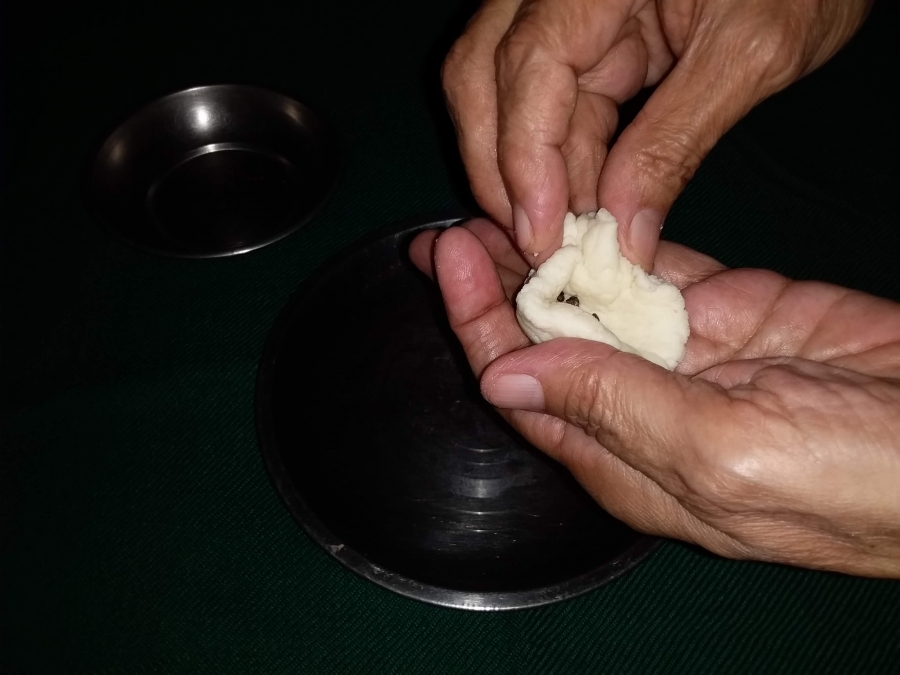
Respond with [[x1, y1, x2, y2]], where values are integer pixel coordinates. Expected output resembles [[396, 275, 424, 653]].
[[632, 126, 704, 192], [683, 449, 756, 510], [562, 366, 604, 432], [441, 38, 480, 97], [495, 18, 551, 82], [562, 358, 644, 446], [741, 24, 804, 85], [496, 28, 529, 67], [713, 11, 806, 90], [678, 403, 773, 512]]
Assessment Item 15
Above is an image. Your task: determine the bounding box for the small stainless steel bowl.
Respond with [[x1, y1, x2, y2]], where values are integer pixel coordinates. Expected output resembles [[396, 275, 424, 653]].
[[87, 85, 339, 258]]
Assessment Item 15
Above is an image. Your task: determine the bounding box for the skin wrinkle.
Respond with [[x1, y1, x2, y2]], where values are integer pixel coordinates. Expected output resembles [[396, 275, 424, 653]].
[[461, 305, 525, 371], [562, 95, 617, 212], [565, 364, 606, 436], [764, 284, 829, 345], [598, 363, 699, 479], [599, 460, 754, 558], [515, 0, 635, 71], [656, 0, 695, 55], [672, 440, 900, 558], [730, 506, 898, 559], [712, 272, 792, 356], [560, 392, 758, 560], [813, 290, 900, 361], [636, 4, 675, 83], [635, 99, 707, 158], [675, 414, 775, 509], [826, 339, 900, 372], [720, 370, 896, 512], [769, 284, 852, 360], [576, 21, 647, 94], [830, 348, 900, 382], [688, 276, 900, 375]]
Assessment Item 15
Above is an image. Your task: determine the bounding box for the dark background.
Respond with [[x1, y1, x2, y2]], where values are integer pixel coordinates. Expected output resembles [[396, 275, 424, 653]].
[[2, 0, 899, 672]]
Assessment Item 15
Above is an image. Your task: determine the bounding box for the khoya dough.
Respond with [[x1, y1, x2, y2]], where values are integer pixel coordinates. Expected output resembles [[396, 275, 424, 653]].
[[515, 210, 689, 370]]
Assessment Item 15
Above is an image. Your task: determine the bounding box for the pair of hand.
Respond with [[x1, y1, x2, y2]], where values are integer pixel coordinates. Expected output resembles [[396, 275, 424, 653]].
[[426, 0, 898, 576]]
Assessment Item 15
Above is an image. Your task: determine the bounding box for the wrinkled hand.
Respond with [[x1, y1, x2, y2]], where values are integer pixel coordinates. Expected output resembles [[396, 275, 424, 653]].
[[443, 0, 870, 267], [410, 223, 900, 577]]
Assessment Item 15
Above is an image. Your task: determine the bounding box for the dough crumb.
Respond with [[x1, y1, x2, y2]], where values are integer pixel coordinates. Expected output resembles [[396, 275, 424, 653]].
[[515, 210, 689, 370]]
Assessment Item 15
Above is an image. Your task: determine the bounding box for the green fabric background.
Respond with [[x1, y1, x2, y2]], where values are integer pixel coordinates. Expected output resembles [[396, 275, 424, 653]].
[[3, 0, 899, 672]]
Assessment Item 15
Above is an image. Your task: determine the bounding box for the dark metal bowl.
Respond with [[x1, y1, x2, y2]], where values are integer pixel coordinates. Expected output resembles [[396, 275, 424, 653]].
[[255, 216, 661, 611], [87, 85, 338, 257]]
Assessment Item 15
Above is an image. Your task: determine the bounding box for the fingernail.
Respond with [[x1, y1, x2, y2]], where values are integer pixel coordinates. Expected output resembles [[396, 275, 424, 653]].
[[483, 373, 545, 411], [629, 209, 664, 268], [513, 204, 534, 252]]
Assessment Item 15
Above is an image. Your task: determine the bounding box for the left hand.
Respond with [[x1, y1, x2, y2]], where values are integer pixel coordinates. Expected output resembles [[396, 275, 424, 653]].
[[409, 222, 900, 577]]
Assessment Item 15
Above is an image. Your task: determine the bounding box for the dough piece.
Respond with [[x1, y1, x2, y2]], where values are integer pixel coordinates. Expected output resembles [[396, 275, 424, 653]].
[[515, 210, 689, 370]]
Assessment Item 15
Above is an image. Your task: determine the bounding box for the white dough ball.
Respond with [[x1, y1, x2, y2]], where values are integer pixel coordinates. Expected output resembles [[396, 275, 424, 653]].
[[515, 210, 689, 370]]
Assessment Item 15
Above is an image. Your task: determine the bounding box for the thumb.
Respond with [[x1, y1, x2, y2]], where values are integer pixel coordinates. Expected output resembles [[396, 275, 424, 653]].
[[480, 338, 725, 483], [599, 25, 801, 270]]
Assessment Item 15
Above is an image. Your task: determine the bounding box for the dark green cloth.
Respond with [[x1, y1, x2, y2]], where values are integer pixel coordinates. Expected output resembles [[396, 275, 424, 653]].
[[3, 1, 899, 672]]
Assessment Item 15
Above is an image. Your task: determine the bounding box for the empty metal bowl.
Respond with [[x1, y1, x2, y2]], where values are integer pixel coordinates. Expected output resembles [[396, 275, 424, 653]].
[[87, 85, 339, 257]]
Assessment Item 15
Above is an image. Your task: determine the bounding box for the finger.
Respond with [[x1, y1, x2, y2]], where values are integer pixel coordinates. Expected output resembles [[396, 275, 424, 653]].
[[480, 337, 727, 490], [495, 0, 635, 257], [698, 357, 894, 394], [576, 21, 649, 102], [634, 1, 674, 86], [681, 268, 900, 377], [411, 220, 528, 300], [434, 226, 531, 376], [652, 241, 726, 289], [599, 19, 806, 270], [463, 218, 529, 276], [459, 219, 527, 299], [694, 357, 798, 390], [409, 229, 440, 280], [561, 92, 618, 216], [443, 0, 522, 227]]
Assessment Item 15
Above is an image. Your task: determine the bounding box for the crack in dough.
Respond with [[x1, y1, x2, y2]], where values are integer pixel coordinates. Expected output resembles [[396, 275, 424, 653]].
[[515, 210, 689, 370]]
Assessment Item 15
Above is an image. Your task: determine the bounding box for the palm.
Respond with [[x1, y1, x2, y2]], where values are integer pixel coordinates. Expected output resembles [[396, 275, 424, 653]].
[[411, 221, 900, 574], [413, 219, 900, 376], [677, 266, 900, 379]]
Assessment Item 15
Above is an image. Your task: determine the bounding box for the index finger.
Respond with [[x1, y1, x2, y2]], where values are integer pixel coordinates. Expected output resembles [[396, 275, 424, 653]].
[[495, 0, 636, 257], [443, 0, 522, 227]]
